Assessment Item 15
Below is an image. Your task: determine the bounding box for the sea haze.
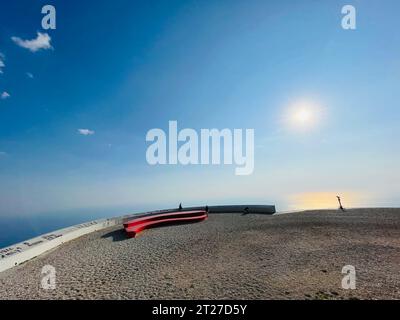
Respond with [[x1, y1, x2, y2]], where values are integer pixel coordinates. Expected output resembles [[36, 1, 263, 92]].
[[0, 206, 148, 249]]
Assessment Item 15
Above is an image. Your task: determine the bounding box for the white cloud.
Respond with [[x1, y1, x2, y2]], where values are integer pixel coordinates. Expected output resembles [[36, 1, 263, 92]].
[[0, 151, 8, 159], [78, 129, 95, 136], [26, 72, 34, 79], [0, 53, 5, 74], [11, 32, 53, 53], [1, 92, 10, 100]]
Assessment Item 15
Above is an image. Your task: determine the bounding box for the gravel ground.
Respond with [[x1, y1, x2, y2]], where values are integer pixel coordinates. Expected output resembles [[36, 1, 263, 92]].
[[0, 208, 399, 300]]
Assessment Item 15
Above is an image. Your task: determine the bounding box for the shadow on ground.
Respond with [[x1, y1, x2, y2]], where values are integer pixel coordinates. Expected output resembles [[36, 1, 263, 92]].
[[101, 228, 128, 242]]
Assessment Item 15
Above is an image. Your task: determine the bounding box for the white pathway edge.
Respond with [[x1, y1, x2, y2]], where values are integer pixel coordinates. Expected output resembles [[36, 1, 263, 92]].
[[0, 214, 134, 273]]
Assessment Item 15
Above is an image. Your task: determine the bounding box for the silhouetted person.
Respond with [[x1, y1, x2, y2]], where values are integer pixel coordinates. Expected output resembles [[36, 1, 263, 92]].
[[205, 205, 209, 213], [179, 203, 182, 211], [337, 196, 345, 212]]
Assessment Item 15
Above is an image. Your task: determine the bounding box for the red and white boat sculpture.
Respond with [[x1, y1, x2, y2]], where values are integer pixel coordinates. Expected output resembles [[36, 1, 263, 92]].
[[123, 210, 208, 238]]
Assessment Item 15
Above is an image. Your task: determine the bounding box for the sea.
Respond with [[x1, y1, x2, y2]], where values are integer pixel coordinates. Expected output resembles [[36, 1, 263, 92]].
[[0, 205, 151, 249]]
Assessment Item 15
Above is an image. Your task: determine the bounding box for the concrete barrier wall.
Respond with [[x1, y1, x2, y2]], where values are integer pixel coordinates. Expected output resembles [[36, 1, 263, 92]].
[[122, 205, 276, 222], [188, 205, 276, 214], [0, 214, 135, 274]]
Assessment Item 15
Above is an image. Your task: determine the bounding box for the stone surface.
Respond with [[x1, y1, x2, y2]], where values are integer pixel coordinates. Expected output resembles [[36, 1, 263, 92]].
[[0, 208, 399, 300]]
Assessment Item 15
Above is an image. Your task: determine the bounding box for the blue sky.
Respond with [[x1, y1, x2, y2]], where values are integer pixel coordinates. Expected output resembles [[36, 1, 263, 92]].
[[0, 0, 399, 218]]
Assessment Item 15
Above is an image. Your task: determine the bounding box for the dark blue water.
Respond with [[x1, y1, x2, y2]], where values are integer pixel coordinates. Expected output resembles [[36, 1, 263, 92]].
[[0, 205, 153, 249]]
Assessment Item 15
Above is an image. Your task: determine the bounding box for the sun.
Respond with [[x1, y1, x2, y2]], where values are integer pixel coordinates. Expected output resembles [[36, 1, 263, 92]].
[[293, 107, 313, 125], [285, 100, 322, 131]]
